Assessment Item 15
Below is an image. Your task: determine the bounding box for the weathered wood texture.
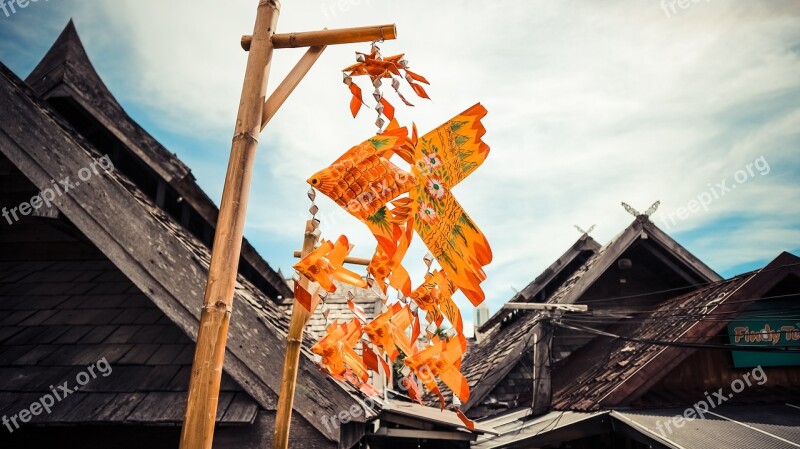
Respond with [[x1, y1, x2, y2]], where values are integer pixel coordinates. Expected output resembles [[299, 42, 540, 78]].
[[0, 412, 333, 449], [24, 20, 291, 302], [531, 319, 551, 416], [181, 1, 281, 447], [0, 253, 260, 426], [552, 252, 800, 411], [0, 58, 372, 443], [456, 217, 723, 418], [274, 219, 318, 449], [241, 24, 397, 50]]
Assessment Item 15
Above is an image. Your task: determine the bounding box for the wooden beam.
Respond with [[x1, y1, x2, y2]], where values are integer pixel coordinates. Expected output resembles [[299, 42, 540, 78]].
[[179, 2, 280, 449], [261, 45, 326, 130], [503, 303, 588, 312], [531, 319, 552, 416], [242, 23, 396, 50], [640, 241, 699, 286], [292, 250, 370, 266], [371, 427, 476, 441]]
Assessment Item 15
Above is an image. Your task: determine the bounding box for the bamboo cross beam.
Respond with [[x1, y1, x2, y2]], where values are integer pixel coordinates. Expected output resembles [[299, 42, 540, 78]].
[[292, 250, 370, 266], [241, 23, 396, 50]]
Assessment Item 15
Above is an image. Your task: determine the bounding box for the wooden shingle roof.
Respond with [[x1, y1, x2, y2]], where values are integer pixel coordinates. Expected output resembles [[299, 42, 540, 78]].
[[0, 259, 260, 425], [24, 21, 291, 301], [458, 217, 722, 414], [0, 49, 372, 443], [551, 252, 800, 411]]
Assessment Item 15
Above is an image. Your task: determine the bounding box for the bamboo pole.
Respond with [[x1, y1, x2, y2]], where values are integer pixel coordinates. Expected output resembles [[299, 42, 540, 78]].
[[273, 219, 320, 449], [292, 250, 370, 266], [261, 45, 326, 130], [179, 2, 280, 449], [241, 23, 397, 50]]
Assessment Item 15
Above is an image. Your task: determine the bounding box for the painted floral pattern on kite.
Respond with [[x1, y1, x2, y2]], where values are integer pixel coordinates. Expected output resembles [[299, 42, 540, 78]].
[[409, 103, 493, 306]]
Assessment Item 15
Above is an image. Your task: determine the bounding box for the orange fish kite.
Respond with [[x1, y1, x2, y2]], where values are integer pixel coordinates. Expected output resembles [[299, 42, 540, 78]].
[[308, 103, 492, 306]]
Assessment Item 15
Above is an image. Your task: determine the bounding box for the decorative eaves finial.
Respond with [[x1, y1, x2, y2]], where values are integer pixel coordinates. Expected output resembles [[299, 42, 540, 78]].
[[574, 224, 595, 236], [621, 201, 660, 219]]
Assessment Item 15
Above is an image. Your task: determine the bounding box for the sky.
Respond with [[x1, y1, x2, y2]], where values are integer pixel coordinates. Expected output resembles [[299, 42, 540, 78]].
[[1, 0, 799, 336]]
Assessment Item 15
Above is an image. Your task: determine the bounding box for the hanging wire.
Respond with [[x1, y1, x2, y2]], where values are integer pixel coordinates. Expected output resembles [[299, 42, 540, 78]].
[[553, 320, 800, 353]]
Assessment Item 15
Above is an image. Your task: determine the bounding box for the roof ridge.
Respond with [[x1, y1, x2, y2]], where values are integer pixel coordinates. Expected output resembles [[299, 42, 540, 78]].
[[25, 20, 124, 111]]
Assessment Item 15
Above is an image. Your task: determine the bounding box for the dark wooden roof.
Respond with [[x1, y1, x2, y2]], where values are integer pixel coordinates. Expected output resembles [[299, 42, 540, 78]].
[[0, 259, 260, 425], [476, 234, 600, 334], [457, 217, 722, 414], [0, 54, 373, 442], [551, 252, 800, 411], [24, 21, 291, 301]]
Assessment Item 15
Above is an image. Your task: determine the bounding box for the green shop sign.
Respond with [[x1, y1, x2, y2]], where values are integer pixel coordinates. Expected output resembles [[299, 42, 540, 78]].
[[728, 302, 800, 368]]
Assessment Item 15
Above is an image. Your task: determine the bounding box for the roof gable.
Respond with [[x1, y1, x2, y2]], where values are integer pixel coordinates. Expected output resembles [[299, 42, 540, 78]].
[[477, 234, 600, 334], [547, 217, 721, 307], [24, 21, 291, 301], [552, 252, 800, 411], [460, 217, 722, 414]]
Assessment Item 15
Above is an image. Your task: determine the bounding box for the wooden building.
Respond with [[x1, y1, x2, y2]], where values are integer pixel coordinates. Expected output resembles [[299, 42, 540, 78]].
[[460, 215, 721, 419], [473, 252, 800, 448]]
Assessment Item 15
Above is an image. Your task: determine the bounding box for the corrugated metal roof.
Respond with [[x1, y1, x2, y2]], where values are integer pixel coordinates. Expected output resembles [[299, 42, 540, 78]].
[[612, 404, 800, 449], [473, 410, 608, 449], [381, 399, 497, 435]]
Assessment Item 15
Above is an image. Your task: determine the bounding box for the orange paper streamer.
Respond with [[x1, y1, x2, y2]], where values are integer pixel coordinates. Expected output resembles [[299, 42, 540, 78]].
[[404, 336, 470, 405], [363, 302, 415, 361], [311, 319, 369, 383], [342, 46, 430, 121], [293, 235, 367, 295]]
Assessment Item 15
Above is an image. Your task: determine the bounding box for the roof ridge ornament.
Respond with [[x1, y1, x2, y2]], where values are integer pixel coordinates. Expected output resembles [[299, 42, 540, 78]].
[[574, 224, 595, 236], [621, 200, 660, 220]]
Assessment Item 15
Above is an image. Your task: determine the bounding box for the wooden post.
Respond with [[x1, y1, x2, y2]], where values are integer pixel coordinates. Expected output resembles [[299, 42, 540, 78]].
[[273, 219, 320, 449], [531, 317, 552, 416], [179, 2, 280, 449]]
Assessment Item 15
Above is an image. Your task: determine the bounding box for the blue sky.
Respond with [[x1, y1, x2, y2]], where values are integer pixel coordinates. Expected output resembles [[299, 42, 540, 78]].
[[1, 0, 799, 335]]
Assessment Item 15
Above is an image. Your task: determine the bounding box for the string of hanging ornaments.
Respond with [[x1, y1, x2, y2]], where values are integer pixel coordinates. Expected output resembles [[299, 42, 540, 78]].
[[294, 41, 492, 429], [342, 41, 430, 131]]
